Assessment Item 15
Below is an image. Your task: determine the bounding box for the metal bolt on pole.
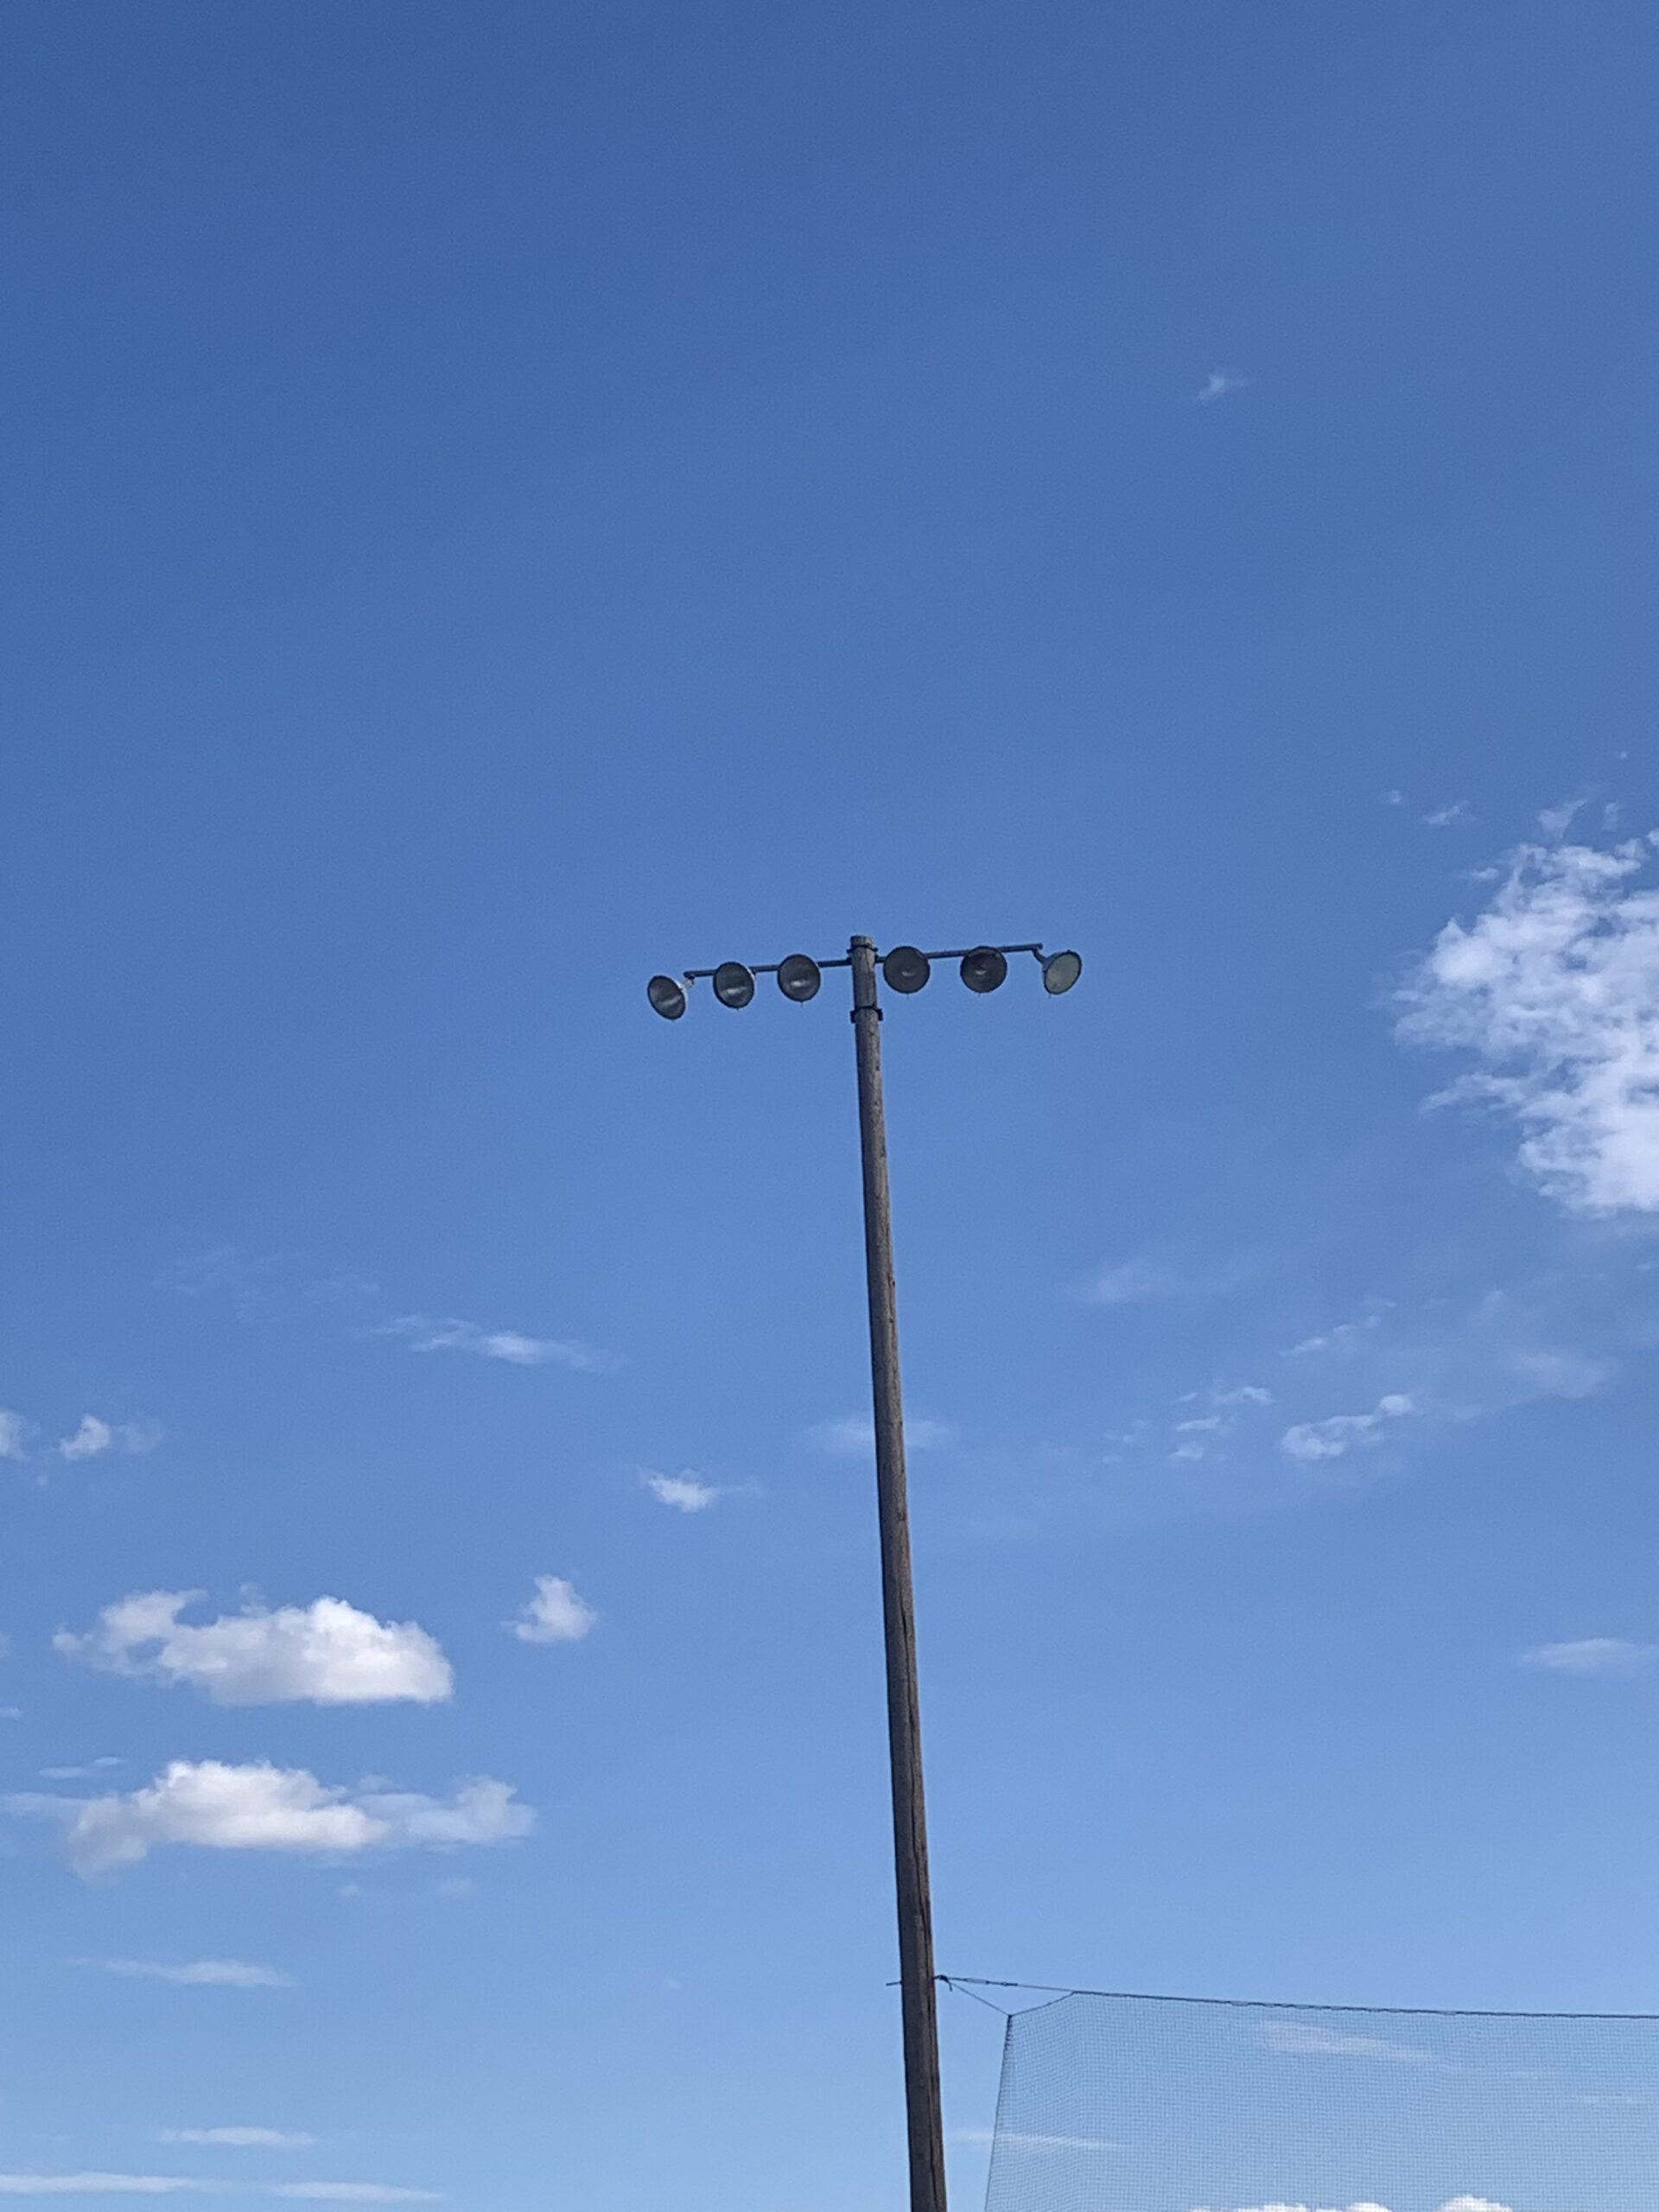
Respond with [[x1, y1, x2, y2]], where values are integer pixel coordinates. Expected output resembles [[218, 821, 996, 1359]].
[[849, 935, 949, 2212]]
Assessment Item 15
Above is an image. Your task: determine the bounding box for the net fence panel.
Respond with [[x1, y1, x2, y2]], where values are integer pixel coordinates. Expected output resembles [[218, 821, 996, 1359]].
[[982, 1991, 1659, 2212]]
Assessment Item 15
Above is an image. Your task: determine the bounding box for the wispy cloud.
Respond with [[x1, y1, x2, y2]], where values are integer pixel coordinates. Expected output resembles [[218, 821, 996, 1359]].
[[16, 1762, 531, 1878], [160, 2133, 313, 2151], [1424, 800, 1471, 829], [1286, 1309, 1389, 1357], [1078, 1257, 1632, 1517], [1262, 2018, 1437, 2063], [952, 2126, 1117, 2151], [55, 1417, 124, 1465], [1186, 2202, 1486, 2212], [57, 1415, 162, 1462], [509, 1576, 596, 1644], [1086, 1257, 1175, 1305], [0, 2179, 212, 2197], [1280, 1393, 1413, 1463], [162, 1251, 613, 1380], [1398, 835, 1659, 1213], [1538, 796, 1588, 841], [1521, 1637, 1659, 1678], [0, 1410, 159, 1467], [379, 1316, 617, 1373], [1196, 367, 1245, 404], [1160, 1382, 1277, 1468], [641, 1471, 719, 1513], [1084, 1250, 1263, 1307], [84, 1959, 293, 1989], [270, 2192, 437, 2205], [0, 2185, 436, 2204], [810, 1414, 955, 1456], [56, 1595, 452, 1707]]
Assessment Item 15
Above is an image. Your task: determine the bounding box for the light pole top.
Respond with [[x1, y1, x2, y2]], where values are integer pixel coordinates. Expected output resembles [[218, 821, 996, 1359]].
[[645, 938, 1081, 1019]]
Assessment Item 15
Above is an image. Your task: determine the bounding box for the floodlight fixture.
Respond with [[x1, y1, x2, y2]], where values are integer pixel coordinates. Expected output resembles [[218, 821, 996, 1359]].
[[777, 953, 823, 1003], [1040, 948, 1083, 995], [959, 945, 1007, 994], [713, 961, 756, 1008], [882, 944, 931, 994], [647, 973, 689, 1020]]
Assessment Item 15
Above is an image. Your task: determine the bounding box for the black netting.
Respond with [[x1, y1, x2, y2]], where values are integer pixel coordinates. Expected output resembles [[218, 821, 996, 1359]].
[[980, 1988, 1659, 2212]]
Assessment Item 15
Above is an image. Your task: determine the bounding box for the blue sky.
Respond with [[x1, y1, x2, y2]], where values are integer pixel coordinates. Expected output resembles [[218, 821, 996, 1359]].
[[4, 3, 1659, 2206]]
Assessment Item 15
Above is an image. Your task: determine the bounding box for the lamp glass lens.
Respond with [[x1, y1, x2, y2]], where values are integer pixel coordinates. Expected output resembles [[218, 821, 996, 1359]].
[[882, 945, 931, 994], [777, 953, 822, 1002], [713, 961, 756, 1007], [1042, 950, 1083, 995], [647, 975, 688, 1020], [960, 946, 1008, 993]]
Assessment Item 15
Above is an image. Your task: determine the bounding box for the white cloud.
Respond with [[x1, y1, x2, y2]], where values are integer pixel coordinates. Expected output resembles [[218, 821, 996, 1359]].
[[954, 2126, 1116, 2150], [161, 2133, 312, 2151], [0, 2186, 436, 2205], [1425, 801, 1471, 829], [510, 1576, 596, 1644], [1262, 2019, 1435, 2063], [1162, 1382, 1277, 1468], [57, 1415, 162, 1462], [354, 1777, 529, 1849], [810, 1414, 954, 1456], [1398, 836, 1659, 1213], [1085, 1249, 1263, 1307], [1197, 368, 1245, 404], [14, 1760, 531, 1877], [1538, 797, 1587, 840], [1085, 1258, 1173, 1305], [1287, 1313, 1387, 1357], [88, 1959, 291, 1988], [1440, 2200, 1513, 2212], [642, 1471, 719, 1513], [1280, 1394, 1413, 1463], [56, 1593, 452, 1707], [380, 1314, 615, 1373], [60, 1417, 111, 1462], [1521, 1637, 1659, 1678], [271, 2192, 438, 2205], [0, 1411, 32, 1460], [1187, 2202, 1395, 2212], [0, 2181, 210, 2197]]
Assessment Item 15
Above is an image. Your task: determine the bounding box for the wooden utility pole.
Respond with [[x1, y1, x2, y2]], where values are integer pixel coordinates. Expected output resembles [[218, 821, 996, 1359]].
[[849, 933, 949, 2212], [647, 929, 1080, 2209]]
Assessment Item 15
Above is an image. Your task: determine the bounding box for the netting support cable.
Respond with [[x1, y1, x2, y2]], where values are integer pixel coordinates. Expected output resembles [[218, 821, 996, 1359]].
[[938, 1974, 1659, 2022]]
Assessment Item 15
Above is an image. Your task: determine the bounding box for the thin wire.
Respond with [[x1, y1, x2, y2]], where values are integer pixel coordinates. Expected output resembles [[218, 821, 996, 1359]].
[[938, 1974, 1659, 2024], [938, 1975, 1015, 2018]]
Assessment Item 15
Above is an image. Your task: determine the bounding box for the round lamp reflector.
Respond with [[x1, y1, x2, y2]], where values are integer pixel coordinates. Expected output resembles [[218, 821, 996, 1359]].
[[777, 953, 822, 1002], [647, 974, 688, 1020], [1041, 949, 1083, 995], [960, 945, 1008, 994], [713, 961, 756, 1008], [882, 944, 931, 994]]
